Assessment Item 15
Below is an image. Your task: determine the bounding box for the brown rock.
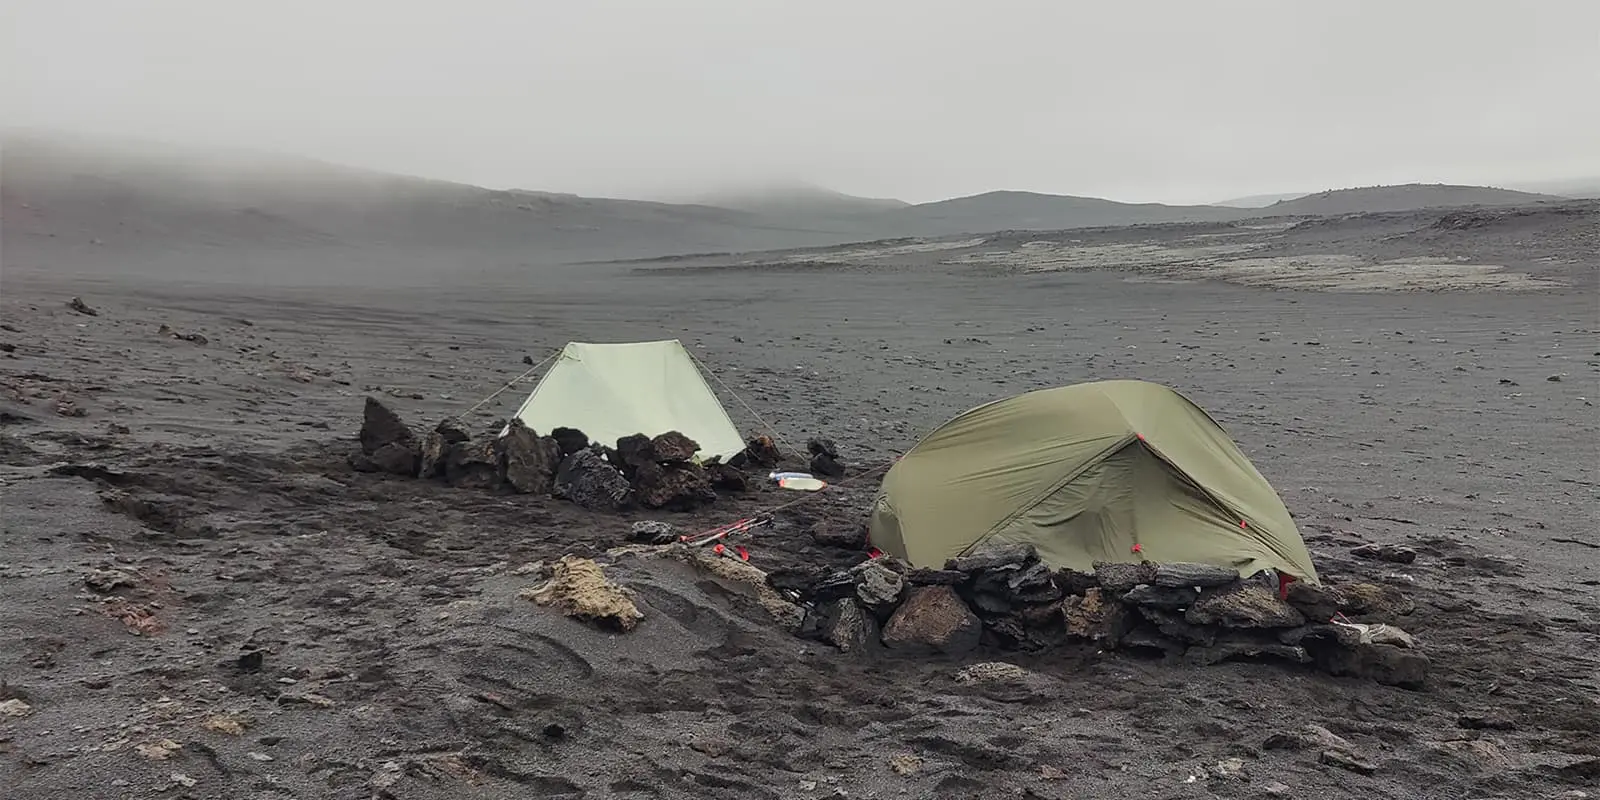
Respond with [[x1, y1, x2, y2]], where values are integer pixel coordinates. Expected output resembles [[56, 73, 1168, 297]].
[[1063, 588, 1135, 643], [1186, 582, 1305, 629], [816, 598, 879, 653], [881, 586, 981, 655], [649, 431, 700, 462], [499, 420, 562, 494], [730, 435, 782, 469], [631, 461, 716, 511], [1052, 568, 1099, 597], [520, 555, 642, 632]]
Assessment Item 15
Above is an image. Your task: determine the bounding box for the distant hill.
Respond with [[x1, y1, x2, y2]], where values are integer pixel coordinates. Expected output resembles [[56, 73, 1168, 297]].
[[0, 133, 869, 281], [1258, 183, 1566, 217], [682, 181, 909, 218], [1504, 177, 1600, 199], [873, 190, 1241, 236], [1212, 192, 1308, 208]]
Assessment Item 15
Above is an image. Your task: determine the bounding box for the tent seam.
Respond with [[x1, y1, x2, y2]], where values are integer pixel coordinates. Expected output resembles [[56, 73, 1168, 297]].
[[957, 432, 1139, 559]]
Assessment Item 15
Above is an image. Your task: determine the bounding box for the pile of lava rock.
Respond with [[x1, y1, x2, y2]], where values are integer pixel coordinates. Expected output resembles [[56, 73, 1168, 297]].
[[349, 397, 840, 512], [769, 543, 1428, 689]]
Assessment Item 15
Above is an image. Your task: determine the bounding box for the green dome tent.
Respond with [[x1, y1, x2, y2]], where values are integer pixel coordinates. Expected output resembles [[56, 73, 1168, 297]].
[[868, 379, 1319, 584]]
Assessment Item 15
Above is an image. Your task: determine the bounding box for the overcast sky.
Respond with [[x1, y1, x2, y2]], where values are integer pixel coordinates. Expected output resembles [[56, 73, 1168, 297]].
[[4, 1, 1597, 205]]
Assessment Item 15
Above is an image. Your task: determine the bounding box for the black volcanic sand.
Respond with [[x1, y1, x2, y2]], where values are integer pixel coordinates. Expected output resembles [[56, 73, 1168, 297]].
[[2, 227, 1599, 799]]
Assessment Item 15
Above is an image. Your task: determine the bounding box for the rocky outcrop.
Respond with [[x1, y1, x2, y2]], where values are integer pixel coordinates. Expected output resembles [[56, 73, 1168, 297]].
[[881, 586, 982, 655], [553, 450, 632, 511]]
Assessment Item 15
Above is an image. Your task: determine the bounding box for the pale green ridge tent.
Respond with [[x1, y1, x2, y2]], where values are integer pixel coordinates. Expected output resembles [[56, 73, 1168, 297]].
[[868, 379, 1319, 583], [510, 340, 747, 461]]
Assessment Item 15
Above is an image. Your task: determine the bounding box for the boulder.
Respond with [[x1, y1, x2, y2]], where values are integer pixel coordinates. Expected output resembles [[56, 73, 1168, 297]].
[[704, 461, 750, 493], [810, 452, 846, 478], [443, 438, 501, 489], [1186, 582, 1306, 629], [419, 419, 472, 479], [1151, 562, 1240, 588], [730, 435, 782, 469], [631, 461, 716, 511], [806, 437, 840, 459], [359, 397, 415, 455], [1285, 581, 1346, 622], [1122, 584, 1199, 610], [1351, 543, 1418, 564], [550, 427, 590, 457], [520, 555, 642, 632], [628, 520, 678, 544], [499, 420, 562, 494], [947, 543, 1037, 573], [649, 431, 700, 462], [815, 598, 879, 653], [1305, 639, 1429, 689], [1063, 588, 1136, 643], [553, 450, 632, 511], [1338, 583, 1415, 620], [366, 442, 420, 477], [811, 521, 867, 550], [854, 562, 905, 613], [1093, 561, 1157, 594], [881, 586, 982, 655], [611, 434, 654, 476]]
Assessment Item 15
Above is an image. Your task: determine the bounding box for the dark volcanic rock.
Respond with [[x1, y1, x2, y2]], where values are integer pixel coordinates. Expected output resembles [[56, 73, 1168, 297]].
[[1152, 562, 1240, 588], [1094, 561, 1157, 594], [359, 397, 415, 455], [1339, 583, 1416, 620], [1278, 623, 1363, 649], [649, 431, 700, 462], [806, 437, 839, 459], [1186, 582, 1305, 629], [853, 561, 905, 614], [809, 452, 845, 478], [630, 461, 716, 511], [1351, 543, 1419, 564], [881, 586, 982, 655], [366, 442, 420, 477], [905, 568, 966, 586], [68, 296, 99, 316], [811, 521, 867, 550], [628, 520, 678, 544], [730, 435, 782, 469], [553, 450, 631, 511], [1122, 583, 1199, 609], [1285, 581, 1347, 623], [766, 565, 835, 598], [1183, 633, 1309, 667], [815, 598, 879, 653], [1138, 607, 1218, 646], [499, 420, 562, 494], [699, 461, 747, 493], [1052, 568, 1099, 597], [611, 434, 654, 476], [419, 418, 472, 479], [1306, 640, 1429, 689], [443, 438, 500, 490], [550, 427, 590, 457], [947, 543, 1037, 573]]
